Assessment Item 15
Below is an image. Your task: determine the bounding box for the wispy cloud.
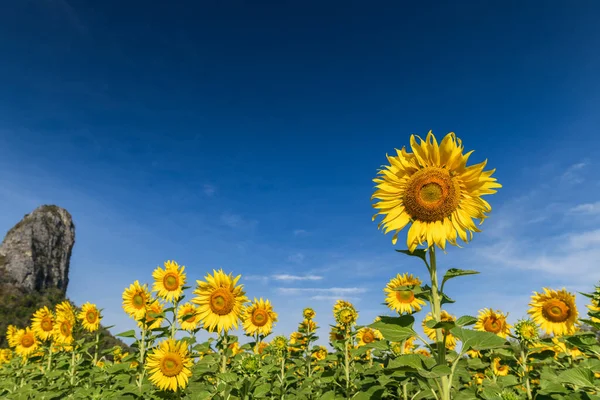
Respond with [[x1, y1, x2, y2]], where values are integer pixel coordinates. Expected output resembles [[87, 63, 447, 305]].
[[277, 287, 367, 295], [293, 229, 309, 237], [309, 295, 362, 302], [569, 202, 600, 215], [272, 274, 322, 281], [286, 253, 305, 264], [220, 213, 258, 229], [560, 162, 587, 184], [203, 184, 216, 197]]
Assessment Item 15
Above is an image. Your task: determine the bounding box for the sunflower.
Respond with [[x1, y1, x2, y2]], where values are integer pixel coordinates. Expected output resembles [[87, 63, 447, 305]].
[[6, 325, 19, 348], [242, 298, 278, 336], [466, 349, 481, 358], [271, 336, 288, 353], [55, 301, 75, 323], [177, 303, 200, 331], [138, 299, 165, 330], [299, 318, 317, 333], [422, 310, 457, 350], [384, 273, 426, 314], [303, 308, 316, 320], [228, 341, 242, 356], [31, 307, 55, 341], [474, 308, 511, 338], [78, 302, 101, 332], [415, 348, 431, 357], [312, 346, 328, 361], [0, 349, 12, 366], [371, 131, 501, 252], [289, 332, 306, 353], [329, 326, 346, 342], [333, 300, 354, 315], [255, 341, 269, 355], [551, 337, 584, 359], [333, 300, 358, 326], [152, 260, 186, 302], [528, 288, 578, 336], [356, 327, 383, 347], [14, 328, 39, 358], [52, 313, 74, 348], [122, 281, 151, 321], [192, 269, 248, 334], [492, 358, 509, 376], [146, 339, 193, 392]]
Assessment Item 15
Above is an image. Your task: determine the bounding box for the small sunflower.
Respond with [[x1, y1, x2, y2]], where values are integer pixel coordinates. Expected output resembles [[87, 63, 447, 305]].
[[177, 303, 200, 331], [513, 319, 539, 344], [492, 358, 509, 376], [312, 346, 328, 361], [152, 260, 186, 302], [299, 318, 317, 333], [333, 300, 358, 326], [422, 310, 457, 350], [78, 302, 101, 332], [14, 328, 39, 358], [356, 327, 383, 347], [52, 314, 74, 347], [146, 339, 193, 392], [384, 273, 426, 314], [192, 269, 248, 334], [414, 348, 431, 357], [242, 298, 278, 336], [466, 349, 481, 358], [138, 299, 165, 330], [474, 308, 511, 338], [0, 349, 13, 366], [255, 341, 269, 355], [271, 335, 288, 353], [528, 288, 578, 336], [303, 308, 316, 320], [31, 306, 55, 341], [289, 331, 306, 353], [371, 131, 501, 252], [122, 281, 151, 321], [228, 341, 242, 356], [6, 325, 19, 348], [329, 326, 346, 342]]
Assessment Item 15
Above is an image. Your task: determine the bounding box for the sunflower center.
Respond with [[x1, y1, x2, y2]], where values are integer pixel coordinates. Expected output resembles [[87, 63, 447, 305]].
[[403, 167, 461, 222], [209, 288, 235, 316], [41, 318, 53, 332], [362, 331, 375, 344], [542, 299, 570, 323], [60, 321, 71, 336], [338, 309, 354, 324], [133, 293, 145, 309], [163, 274, 180, 291], [484, 317, 502, 333], [251, 309, 269, 327], [21, 335, 34, 348], [86, 310, 98, 324], [160, 353, 184, 377], [395, 290, 415, 303], [183, 312, 196, 323]]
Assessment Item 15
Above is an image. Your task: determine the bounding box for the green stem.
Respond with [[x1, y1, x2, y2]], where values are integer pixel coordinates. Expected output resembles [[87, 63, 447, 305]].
[[171, 298, 180, 340], [280, 354, 286, 400], [70, 348, 76, 386], [344, 337, 351, 399], [137, 325, 147, 393], [520, 346, 532, 400], [47, 343, 53, 372], [220, 334, 228, 373], [92, 332, 100, 365], [400, 339, 408, 400], [428, 246, 450, 400]]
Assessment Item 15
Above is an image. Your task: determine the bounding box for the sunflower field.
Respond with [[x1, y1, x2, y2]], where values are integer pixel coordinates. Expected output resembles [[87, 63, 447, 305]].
[[1, 132, 599, 400]]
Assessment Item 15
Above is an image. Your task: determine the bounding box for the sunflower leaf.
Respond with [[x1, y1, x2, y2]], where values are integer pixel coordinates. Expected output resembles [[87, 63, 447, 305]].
[[369, 317, 415, 342], [441, 268, 480, 287], [456, 315, 477, 327], [396, 249, 428, 263], [440, 292, 456, 305], [450, 327, 506, 351], [557, 367, 596, 389], [115, 330, 137, 338]]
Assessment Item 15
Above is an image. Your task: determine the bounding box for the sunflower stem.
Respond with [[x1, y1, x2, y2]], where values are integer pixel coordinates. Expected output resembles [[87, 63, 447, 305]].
[[344, 336, 351, 399], [220, 334, 228, 373], [520, 345, 533, 400], [92, 331, 100, 365], [137, 324, 147, 393], [46, 343, 53, 373], [70, 347, 76, 386], [279, 353, 286, 400], [428, 246, 451, 400], [400, 339, 408, 400]]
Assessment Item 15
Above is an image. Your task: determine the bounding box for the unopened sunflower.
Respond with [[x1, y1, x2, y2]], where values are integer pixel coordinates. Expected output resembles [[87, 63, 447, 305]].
[[528, 288, 578, 336], [14, 328, 39, 358], [333, 300, 358, 326], [177, 303, 200, 331], [152, 260, 186, 302], [474, 308, 511, 338], [31, 306, 55, 341], [422, 310, 458, 350], [78, 302, 101, 332], [356, 327, 383, 347], [371, 131, 501, 252], [146, 339, 193, 392], [384, 273, 426, 314], [192, 269, 248, 334], [242, 298, 278, 336], [122, 281, 151, 321], [271, 335, 288, 353], [513, 319, 539, 344]]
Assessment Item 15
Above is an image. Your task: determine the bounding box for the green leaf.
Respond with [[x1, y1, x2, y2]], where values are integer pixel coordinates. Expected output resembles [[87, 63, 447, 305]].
[[441, 268, 480, 287], [115, 330, 137, 338], [396, 249, 428, 263], [417, 365, 451, 378], [369, 317, 415, 342], [455, 315, 477, 327], [387, 354, 423, 370], [319, 391, 336, 400], [217, 372, 238, 384], [557, 367, 596, 388], [451, 327, 506, 351], [253, 383, 271, 398], [440, 292, 455, 305]]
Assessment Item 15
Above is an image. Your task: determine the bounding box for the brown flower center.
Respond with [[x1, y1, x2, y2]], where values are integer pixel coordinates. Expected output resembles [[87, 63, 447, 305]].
[[21, 334, 34, 348], [483, 317, 503, 333], [41, 318, 53, 332], [362, 330, 375, 344], [133, 293, 146, 309], [209, 288, 235, 316], [395, 290, 415, 304], [60, 321, 71, 337], [163, 273, 180, 291], [160, 353, 183, 377], [86, 310, 98, 324], [182, 312, 196, 323], [403, 167, 461, 222], [251, 309, 269, 327], [542, 299, 570, 323]]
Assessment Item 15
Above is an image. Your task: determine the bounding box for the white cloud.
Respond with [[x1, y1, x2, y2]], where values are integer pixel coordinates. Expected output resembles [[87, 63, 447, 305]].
[[569, 202, 600, 215], [293, 229, 309, 237], [277, 287, 367, 295], [272, 274, 322, 281], [309, 295, 362, 302], [560, 162, 587, 184]]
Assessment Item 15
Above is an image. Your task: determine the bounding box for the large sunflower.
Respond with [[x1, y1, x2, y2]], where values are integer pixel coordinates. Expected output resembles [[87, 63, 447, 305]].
[[474, 308, 511, 338], [122, 280, 151, 321], [78, 302, 101, 332], [14, 328, 39, 358], [152, 260, 186, 302], [371, 131, 501, 252], [146, 339, 193, 392], [528, 288, 578, 336], [31, 306, 55, 341], [356, 327, 383, 347], [52, 314, 74, 348], [422, 310, 458, 350], [242, 298, 278, 336], [177, 302, 200, 331], [384, 273, 426, 314], [192, 269, 248, 333]]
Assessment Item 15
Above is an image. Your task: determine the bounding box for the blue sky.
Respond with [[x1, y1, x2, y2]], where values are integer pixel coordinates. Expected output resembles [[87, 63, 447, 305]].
[[1, 1, 600, 347]]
